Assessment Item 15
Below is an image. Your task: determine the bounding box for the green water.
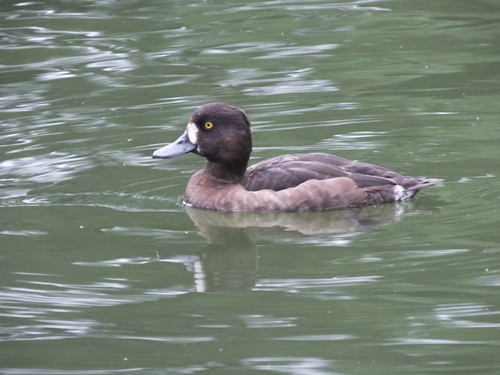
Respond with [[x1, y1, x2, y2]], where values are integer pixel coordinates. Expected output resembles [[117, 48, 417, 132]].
[[1, 0, 500, 374]]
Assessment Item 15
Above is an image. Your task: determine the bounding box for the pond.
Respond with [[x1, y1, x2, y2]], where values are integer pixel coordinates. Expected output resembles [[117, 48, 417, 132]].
[[1, 0, 500, 374]]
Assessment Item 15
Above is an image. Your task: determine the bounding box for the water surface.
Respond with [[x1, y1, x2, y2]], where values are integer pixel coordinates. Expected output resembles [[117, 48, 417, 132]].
[[1, 0, 500, 374]]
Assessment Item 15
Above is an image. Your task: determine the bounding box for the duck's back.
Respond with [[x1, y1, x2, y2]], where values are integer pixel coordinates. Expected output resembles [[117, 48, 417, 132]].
[[241, 152, 424, 192]]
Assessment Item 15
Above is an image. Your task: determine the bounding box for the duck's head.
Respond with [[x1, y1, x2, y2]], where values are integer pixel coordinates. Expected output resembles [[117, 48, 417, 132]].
[[153, 103, 252, 181]]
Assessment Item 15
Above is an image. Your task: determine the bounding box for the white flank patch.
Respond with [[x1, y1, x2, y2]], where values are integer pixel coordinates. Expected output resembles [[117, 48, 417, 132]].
[[187, 122, 198, 144], [394, 185, 414, 201]]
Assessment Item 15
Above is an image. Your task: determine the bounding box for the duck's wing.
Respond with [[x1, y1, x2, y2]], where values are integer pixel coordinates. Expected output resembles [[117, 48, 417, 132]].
[[242, 152, 402, 192]]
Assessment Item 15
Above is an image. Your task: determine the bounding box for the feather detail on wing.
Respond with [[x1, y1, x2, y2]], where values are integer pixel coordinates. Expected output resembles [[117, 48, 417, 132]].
[[241, 153, 401, 191]]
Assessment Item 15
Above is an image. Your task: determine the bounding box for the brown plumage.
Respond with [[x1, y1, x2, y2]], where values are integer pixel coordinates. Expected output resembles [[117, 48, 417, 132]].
[[153, 103, 442, 212]]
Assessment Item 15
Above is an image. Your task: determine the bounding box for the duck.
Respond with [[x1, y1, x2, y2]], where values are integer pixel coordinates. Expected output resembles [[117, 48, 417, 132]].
[[153, 102, 442, 212]]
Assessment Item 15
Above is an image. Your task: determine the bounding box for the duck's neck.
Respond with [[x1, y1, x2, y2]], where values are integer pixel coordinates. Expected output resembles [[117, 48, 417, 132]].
[[204, 160, 247, 184]]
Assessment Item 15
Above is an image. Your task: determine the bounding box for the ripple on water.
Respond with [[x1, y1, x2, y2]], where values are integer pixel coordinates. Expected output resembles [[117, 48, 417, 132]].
[[218, 67, 339, 96], [239, 314, 297, 329], [0, 152, 92, 184], [242, 357, 334, 375], [255, 276, 381, 300], [0, 153, 93, 206], [434, 303, 500, 329]]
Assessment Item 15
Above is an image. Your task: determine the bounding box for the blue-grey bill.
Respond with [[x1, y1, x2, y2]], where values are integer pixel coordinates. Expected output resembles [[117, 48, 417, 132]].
[[152, 130, 196, 159]]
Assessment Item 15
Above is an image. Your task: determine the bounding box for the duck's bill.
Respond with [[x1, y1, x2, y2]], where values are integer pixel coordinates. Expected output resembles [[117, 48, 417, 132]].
[[152, 130, 196, 159]]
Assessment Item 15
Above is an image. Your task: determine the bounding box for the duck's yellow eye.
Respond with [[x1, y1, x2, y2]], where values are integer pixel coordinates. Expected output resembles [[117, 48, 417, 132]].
[[204, 122, 213, 129]]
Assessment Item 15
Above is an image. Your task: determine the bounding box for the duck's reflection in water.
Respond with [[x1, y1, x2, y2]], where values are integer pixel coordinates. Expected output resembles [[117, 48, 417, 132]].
[[183, 203, 409, 292], [193, 225, 257, 292]]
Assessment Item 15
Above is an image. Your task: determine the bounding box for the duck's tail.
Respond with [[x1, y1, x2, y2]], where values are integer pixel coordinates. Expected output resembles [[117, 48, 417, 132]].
[[396, 177, 443, 201], [405, 177, 444, 190]]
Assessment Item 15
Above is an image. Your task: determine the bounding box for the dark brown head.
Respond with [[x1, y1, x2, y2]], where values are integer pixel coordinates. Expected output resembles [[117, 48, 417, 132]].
[[153, 103, 252, 182]]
